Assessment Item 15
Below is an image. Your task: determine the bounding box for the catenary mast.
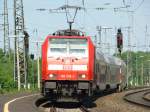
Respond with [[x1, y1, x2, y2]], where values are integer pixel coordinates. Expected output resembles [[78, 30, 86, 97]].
[[14, 0, 29, 90], [3, 0, 10, 55]]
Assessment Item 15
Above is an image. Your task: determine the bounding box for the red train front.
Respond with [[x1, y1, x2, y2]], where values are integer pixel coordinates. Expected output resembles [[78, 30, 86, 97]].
[[41, 30, 95, 99]]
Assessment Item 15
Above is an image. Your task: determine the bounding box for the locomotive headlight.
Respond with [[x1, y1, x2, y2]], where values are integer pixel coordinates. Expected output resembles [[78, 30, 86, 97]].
[[81, 74, 86, 78], [78, 74, 87, 79], [79, 74, 86, 79], [48, 74, 56, 80], [49, 74, 54, 78]]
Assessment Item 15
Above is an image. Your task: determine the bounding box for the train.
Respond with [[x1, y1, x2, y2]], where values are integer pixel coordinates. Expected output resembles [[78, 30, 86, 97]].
[[41, 29, 127, 100]]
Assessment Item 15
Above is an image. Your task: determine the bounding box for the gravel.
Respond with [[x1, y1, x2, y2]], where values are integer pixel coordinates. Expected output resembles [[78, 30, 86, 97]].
[[91, 91, 150, 112], [1, 90, 149, 112], [144, 93, 150, 101]]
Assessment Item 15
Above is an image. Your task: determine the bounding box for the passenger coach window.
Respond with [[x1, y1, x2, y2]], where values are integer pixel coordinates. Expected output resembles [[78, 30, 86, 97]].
[[96, 63, 99, 72]]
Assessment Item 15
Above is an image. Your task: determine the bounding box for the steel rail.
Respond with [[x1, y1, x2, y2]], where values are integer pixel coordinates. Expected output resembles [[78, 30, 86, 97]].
[[124, 88, 150, 107], [35, 97, 92, 112], [143, 91, 150, 101], [49, 106, 56, 112], [80, 105, 90, 112]]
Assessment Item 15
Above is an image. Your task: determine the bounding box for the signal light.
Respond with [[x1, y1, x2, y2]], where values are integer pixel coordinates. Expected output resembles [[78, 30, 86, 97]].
[[117, 28, 123, 54], [30, 54, 34, 60]]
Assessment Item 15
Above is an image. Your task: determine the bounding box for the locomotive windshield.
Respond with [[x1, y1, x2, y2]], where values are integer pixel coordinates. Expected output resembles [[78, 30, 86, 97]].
[[48, 38, 88, 57]]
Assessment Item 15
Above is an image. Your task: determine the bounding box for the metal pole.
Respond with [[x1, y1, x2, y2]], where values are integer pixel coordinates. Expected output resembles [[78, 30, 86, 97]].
[[103, 27, 112, 54], [3, 0, 6, 53], [14, 0, 27, 90], [96, 26, 112, 54], [34, 29, 41, 89], [139, 56, 144, 86], [127, 27, 132, 86], [32, 59, 34, 88], [102, 28, 112, 54], [96, 26, 102, 48], [16, 38, 20, 90], [149, 60, 150, 86], [141, 60, 143, 86], [3, 0, 10, 55], [94, 35, 97, 46], [31, 40, 43, 89], [145, 25, 148, 51], [127, 49, 129, 86], [136, 54, 138, 86], [36, 42, 40, 89], [114, 27, 118, 56], [37, 56, 40, 89], [13, 0, 17, 83]]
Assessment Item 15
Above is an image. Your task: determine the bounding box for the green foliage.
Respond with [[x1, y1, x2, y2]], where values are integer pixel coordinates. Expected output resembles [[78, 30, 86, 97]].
[[0, 48, 40, 93], [0, 49, 15, 93], [28, 58, 38, 88], [117, 51, 150, 87]]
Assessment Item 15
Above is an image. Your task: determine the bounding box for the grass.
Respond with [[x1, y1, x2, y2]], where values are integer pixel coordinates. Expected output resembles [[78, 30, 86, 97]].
[[0, 87, 40, 95]]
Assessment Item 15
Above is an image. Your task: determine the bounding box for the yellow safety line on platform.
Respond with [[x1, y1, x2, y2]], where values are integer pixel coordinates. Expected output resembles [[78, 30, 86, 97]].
[[3, 94, 39, 112]]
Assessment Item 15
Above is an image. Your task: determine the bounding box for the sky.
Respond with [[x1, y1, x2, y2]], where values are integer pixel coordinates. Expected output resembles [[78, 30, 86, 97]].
[[0, 0, 150, 56]]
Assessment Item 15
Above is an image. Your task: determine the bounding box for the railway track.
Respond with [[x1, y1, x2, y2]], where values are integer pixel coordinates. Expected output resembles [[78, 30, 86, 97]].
[[143, 91, 150, 101], [48, 105, 90, 112], [79, 105, 90, 112], [49, 106, 56, 112], [36, 97, 91, 112], [124, 88, 150, 107]]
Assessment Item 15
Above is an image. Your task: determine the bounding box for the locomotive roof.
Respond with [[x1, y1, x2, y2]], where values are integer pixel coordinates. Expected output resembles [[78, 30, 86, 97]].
[[52, 29, 85, 36]]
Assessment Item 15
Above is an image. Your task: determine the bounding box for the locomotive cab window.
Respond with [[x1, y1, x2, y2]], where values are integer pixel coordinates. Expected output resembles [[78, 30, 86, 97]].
[[48, 38, 88, 57], [50, 48, 66, 53]]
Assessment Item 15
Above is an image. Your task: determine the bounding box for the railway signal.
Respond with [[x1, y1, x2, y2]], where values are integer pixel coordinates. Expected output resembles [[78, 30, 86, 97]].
[[30, 54, 34, 60], [117, 28, 123, 54]]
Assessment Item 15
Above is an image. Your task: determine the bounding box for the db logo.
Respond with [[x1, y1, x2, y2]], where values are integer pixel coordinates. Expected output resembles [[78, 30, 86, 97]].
[[63, 65, 72, 70]]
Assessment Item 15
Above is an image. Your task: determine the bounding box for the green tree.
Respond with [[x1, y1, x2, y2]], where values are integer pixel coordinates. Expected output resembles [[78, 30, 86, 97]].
[[0, 49, 15, 91], [116, 51, 150, 87]]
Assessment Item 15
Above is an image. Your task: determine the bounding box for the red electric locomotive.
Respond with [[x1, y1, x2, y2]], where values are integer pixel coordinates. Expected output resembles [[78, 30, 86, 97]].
[[42, 30, 95, 99], [41, 29, 127, 100]]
